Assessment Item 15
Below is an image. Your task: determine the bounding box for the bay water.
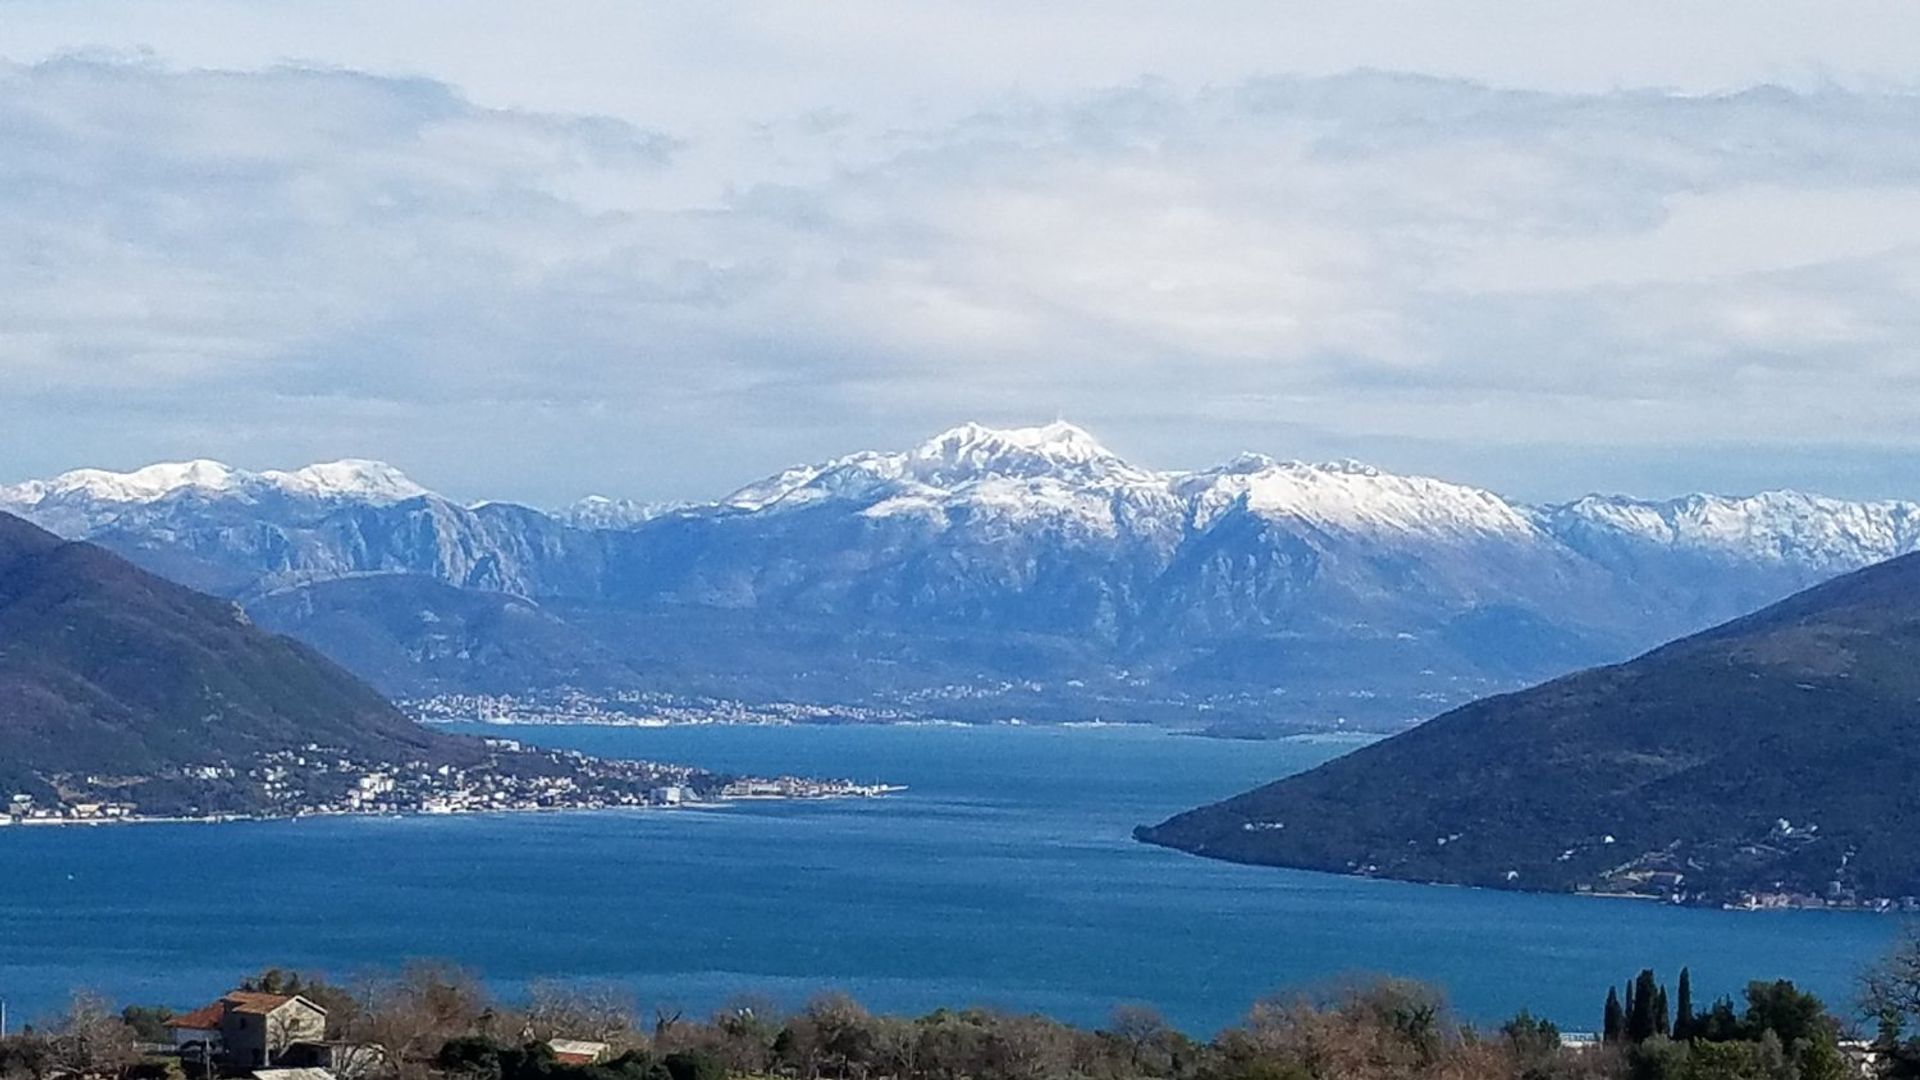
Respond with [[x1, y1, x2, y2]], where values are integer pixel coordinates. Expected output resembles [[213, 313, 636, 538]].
[[0, 723, 1898, 1034]]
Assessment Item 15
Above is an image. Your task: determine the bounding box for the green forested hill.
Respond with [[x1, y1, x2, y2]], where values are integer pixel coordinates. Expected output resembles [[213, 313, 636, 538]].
[[1138, 551, 1920, 905], [0, 512, 460, 801]]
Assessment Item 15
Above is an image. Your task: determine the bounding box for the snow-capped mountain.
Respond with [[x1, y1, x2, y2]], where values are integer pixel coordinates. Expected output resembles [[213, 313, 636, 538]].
[[1177, 453, 1540, 540], [708, 421, 1548, 554], [718, 422, 1182, 554], [0, 458, 603, 600], [551, 495, 678, 530], [612, 424, 1622, 661], [1539, 490, 1920, 572], [0, 457, 430, 508], [7, 423, 1919, 730], [0, 458, 246, 506], [0, 458, 432, 536]]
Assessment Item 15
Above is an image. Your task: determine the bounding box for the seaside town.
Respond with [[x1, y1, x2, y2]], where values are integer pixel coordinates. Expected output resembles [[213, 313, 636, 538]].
[[2, 738, 899, 827], [405, 690, 921, 728]]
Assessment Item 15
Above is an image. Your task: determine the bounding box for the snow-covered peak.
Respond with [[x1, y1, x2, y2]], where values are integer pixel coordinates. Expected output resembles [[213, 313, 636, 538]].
[[720, 422, 1152, 515], [906, 421, 1148, 486], [1314, 459, 1384, 478], [0, 458, 434, 515], [714, 424, 1557, 545], [260, 460, 430, 504], [722, 451, 905, 512], [7, 459, 242, 505], [1214, 452, 1279, 475], [554, 494, 677, 530], [1540, 489, 1920, 569], [1180, 456, 1538, 540], [916, 420, 1110, 461]]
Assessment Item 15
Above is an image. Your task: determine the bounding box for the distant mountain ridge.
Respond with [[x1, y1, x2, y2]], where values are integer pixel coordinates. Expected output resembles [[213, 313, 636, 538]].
[[1136, 550, 1920, 906], [7, 423, 1919, 728], [1540, 489, 1920, 571], [5, 458, 430, 535]]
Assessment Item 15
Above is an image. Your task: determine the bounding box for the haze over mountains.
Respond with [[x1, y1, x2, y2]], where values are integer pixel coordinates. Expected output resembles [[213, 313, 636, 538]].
[[6, 422, 1919, 730]]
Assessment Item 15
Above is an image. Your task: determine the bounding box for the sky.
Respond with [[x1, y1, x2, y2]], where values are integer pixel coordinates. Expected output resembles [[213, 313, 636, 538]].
[[4, 2, 1920, 506]]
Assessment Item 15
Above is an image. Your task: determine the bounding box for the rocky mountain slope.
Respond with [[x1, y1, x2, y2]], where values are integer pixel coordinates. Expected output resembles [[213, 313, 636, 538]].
[[1136, 551, 1920, 905], [7, 423, 1919, 728]]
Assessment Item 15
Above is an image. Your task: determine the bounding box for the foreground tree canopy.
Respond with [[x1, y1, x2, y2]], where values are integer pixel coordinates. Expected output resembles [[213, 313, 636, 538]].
[[2, 955, 1910, 1080]]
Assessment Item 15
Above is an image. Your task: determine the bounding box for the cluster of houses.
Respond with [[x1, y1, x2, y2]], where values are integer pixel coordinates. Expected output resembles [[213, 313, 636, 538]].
[[162, 990, 609, 1080], [2, 794, 137, 824]]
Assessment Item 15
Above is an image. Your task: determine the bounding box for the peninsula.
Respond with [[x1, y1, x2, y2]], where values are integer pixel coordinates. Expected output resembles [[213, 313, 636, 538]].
[[1139, 550, 1920, 910], [0, 512, 891, 826]]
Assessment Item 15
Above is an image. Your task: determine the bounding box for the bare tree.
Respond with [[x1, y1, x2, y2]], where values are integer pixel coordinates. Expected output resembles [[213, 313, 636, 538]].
[[0, 1031, 54, 1080], [690, 997, 783, 1075], [805, 993, 879, 1080], [865, 1016, 920, 1080], [347, 963, 488, 1080], [43, 992, 136, 1080], [1863, 925, 1920, 1044], [523, 982, 636, 1047], [328, 1043, 391, 1080], [976, 1012, 1075, 1080], [1213, 978, 1523, 1080], [652, 1007, 685, 1046], [1106, 1004, 1175, 1075]]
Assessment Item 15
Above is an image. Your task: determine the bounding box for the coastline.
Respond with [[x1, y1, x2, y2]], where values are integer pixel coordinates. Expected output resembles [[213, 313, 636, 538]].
[[0, 783, 910, 831], [1134, 834, 1912, 915]]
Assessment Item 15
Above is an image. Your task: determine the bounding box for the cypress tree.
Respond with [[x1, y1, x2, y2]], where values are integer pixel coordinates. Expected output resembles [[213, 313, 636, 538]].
[[1628, 969, 1660, 1043], [1654, 986, 1671, 1038], [1604, 987, 1625, 1043], [1674, 968, 1695, 1040]]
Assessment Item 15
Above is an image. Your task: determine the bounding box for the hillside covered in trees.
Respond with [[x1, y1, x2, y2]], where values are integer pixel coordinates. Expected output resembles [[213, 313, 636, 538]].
[[0, 511, 467, 806], [0, 513, 744, 819], [1138, 551, 1920, 906]]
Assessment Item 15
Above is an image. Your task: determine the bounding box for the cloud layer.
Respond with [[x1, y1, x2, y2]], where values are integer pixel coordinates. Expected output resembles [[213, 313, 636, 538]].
[[3, 57, 1920, 503]]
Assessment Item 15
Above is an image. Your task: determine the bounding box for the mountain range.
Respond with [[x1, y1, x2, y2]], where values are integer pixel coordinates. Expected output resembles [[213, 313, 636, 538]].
[[1136, 549, 1920, 905], [6, 422, 1919, 730]]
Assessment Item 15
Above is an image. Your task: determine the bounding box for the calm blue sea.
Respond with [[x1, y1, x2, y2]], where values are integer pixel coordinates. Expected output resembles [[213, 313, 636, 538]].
[[0, 723, 1901, 1034]]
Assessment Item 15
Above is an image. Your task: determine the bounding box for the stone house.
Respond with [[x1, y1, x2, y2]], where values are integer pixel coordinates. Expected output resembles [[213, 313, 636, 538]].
[[169, 991, 329, 1070]]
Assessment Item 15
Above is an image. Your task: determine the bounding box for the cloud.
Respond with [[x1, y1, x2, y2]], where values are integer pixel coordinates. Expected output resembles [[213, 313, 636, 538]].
[[710, 77, 1920, 448], [2, 58, 1920, 502]]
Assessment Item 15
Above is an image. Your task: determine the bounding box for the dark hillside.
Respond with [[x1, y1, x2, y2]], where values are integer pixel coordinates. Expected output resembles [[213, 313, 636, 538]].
[[0, 512, 466, 802], [1139, 552, 1920, 905]]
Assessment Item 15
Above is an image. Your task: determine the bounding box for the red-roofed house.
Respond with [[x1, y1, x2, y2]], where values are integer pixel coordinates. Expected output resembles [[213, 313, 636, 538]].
[[168, 991, 329, 1070]]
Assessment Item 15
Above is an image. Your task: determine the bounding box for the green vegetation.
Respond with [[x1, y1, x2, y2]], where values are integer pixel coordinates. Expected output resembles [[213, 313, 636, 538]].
[[0, 514, 740, 820], [1595, 969, 1848, 1080], [23, 941, 1920, 1080], [0, 512, 466, 810], [1139, 551, 1920, 905]]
